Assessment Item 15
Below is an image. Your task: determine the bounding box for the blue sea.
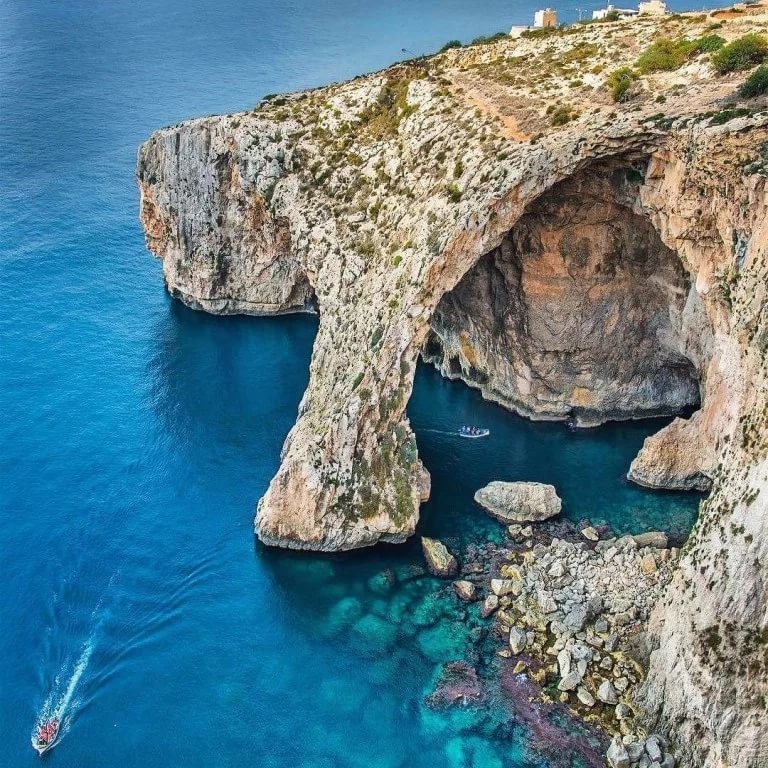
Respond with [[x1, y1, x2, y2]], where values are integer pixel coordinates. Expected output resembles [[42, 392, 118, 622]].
[[1, 0, 708, 765]]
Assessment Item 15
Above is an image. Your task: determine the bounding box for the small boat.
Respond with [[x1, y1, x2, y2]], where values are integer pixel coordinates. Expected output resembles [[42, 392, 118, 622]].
[[458, 426, 490, 438], [32, 719, 59, 756]]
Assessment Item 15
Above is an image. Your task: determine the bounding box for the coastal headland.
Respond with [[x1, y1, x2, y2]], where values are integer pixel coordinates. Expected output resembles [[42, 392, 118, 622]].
[[138, 4, 768, 766]]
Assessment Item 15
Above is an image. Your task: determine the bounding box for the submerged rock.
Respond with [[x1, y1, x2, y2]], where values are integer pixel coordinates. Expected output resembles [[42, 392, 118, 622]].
[[474, 481, 562, 524], [426, 661, 484, 709], [452, 580, 478, 602], [421, 537, 459, 578]]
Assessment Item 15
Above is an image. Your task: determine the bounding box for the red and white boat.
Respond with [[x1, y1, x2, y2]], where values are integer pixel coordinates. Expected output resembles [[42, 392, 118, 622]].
[[32, 719, 59, 756]]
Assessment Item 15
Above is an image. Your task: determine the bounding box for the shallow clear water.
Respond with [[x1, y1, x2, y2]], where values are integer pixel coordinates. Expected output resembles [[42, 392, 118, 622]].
[[1, 0, 706, 765]]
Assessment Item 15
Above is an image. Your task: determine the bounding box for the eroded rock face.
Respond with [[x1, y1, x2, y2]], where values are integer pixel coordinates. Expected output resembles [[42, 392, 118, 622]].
[[139, 13, 768, 765], [628, 415, 714, 490], [426, 167, 700, 426], [474, 481, 562, 523], [138, 121, 314, 316]]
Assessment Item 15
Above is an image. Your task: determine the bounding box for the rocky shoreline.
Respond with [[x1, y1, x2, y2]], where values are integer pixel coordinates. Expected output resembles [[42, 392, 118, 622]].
[[424, 512, 682, 768]]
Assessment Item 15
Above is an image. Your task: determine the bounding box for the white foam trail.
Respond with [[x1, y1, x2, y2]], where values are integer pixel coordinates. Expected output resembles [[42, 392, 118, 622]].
[[54, 636, 94, 717], [35, 570, 119, 743]]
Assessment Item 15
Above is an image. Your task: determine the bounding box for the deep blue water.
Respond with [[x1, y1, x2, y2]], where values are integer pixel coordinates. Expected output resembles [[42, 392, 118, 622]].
[[1, 1, 706, 766]]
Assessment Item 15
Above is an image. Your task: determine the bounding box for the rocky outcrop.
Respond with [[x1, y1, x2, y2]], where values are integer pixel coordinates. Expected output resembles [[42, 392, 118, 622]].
[[474, 481, 562, 523], [628, 415, 715, 490], [139, 8, 768, 765], [421, 537, 459, 578], [425, 167, 700, 426]]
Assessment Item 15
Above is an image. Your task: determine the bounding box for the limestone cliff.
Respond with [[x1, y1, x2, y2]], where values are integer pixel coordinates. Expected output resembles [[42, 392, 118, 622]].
[[138, 7, 768, 766]]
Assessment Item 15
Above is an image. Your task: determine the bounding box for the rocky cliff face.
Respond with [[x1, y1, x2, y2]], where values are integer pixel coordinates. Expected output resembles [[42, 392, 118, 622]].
[[138, 8, 768, 766], [425, 165, 700, 426]]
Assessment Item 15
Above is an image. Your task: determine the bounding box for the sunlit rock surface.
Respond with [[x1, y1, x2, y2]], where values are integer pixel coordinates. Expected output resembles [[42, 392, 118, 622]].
[[139, 8, 768, 766]]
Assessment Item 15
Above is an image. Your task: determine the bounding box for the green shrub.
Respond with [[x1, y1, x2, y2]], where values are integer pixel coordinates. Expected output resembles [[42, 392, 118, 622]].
[[607, 67, 638, 101], [468, 32, 508, 47], [709, 107, 751, 125], [446, 183, 463, 202], [712, 34, 768, 74], [521, 26, 560, 39], [550, 105, 575, 125], [740, 64, 768, 96], [637, 35, 725, 74], [440, 40, 463, 52], [637, 38, 691, 72], [689, 34, 725, 54]]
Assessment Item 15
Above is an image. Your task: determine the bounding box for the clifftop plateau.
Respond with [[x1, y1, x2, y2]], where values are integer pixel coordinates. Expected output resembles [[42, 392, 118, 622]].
[[138, 6, 768, 766]]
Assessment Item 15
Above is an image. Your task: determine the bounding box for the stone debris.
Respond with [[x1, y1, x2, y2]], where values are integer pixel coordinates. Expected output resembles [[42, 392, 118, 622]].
[[477, 528, 681, 768]]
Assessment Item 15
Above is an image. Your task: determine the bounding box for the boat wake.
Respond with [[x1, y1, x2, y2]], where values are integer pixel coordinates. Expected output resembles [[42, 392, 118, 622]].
[[33, 571, 117, 753]]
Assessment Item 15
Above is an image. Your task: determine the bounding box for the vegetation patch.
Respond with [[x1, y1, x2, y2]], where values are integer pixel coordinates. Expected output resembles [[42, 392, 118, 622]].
[[708, 107, 752, 125], [712, 33, 768, 74], [550, 104, 577, 126], [358, 71, 421, 141], [607, 67, 638, 101], [636, 34, 724, 74], [739, 64, 768, 97]]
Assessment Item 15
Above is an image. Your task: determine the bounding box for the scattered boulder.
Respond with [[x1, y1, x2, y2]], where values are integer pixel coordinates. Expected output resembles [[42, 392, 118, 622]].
[[646, 735, 663, 762], [474, 481, 562, 523], [421, 537, 458, 578], [490, 578, 517, 597], [576, 686, 595, 707], [558, 670, 582, 691], [480, 594, 499, 617], [581, 526, 600, 542], [509, 627, 528, 654], [557, 648, 572, 677], [597, 679, 619, 705], [607, 736, 631, 768], [563, 605, 588, 632], [632, 531, 668, 549], [639, 552, 657, 574], [452, 580, 478, 601]]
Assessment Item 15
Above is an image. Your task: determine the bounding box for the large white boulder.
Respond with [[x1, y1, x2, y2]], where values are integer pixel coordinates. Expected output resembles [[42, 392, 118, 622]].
[[474, 481, 562, 523]]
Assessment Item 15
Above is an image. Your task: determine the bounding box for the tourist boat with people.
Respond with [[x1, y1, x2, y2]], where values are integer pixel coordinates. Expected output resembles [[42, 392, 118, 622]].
[[32, 719, 60, 755], [458, 425, 490, 438]]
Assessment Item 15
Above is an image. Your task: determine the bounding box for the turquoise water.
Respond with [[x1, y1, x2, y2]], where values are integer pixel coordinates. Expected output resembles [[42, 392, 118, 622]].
[[1, 0, 704, 765]]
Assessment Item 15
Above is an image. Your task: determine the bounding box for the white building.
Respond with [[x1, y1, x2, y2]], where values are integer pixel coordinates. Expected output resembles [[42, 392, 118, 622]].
[[533, 8, 558, 27], [592, 4, 638, 19], [638, 0, 668, 15], [509, 25, 529, 37]]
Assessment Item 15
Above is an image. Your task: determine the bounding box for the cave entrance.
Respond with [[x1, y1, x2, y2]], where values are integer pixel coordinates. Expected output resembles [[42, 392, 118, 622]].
[[424, 162, 700, 427]]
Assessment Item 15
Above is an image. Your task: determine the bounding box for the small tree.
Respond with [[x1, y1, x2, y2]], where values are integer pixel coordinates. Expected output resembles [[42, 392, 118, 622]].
[[712, 33, 768, 74], [607, 67, 638, 101]]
